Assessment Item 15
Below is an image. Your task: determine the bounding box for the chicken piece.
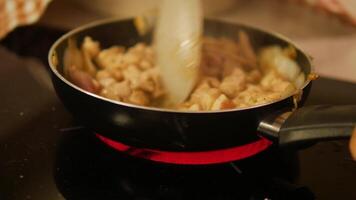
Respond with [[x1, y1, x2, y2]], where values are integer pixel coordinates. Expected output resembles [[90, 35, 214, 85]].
[[260, 71, 280, 89], [190, 83, 221, 110], [243, 84, 264, 94], [82, 36, 100, 58], [272, 79, 294, 92], [115, 81, 132, 99], [272, 80, 296, 97], [199, 76, 220, 88], [234, 84, 290, 107], [139, 60, 153, 70], [264, 92, 284, 102], [103, 80, 132, 101], [123, 65, 141, 89], [96, 70, 117, 88], [100, 89, 119, 101], [122, 52, 141, 65], [188, 104, 201, 111], [129, 90, 150, 106], [128, 43, 146, 54], [144, 46, 155, 57], [234, 84, 272, 107], [139, 72, 155, 93], [97, 68, 123, 81], [199, 88, 221, 110], [220, 68, 247, 98], [110, 69, 124, 81], [72, 34, 307, 111], [261, 71, 296, 96], [97, 77, 116, 88], [176, 102, 193, 110], [211, 94, 235, 110], [139, 68, 164, 98], [96, 70, 112, 80], [96, 46, 125, 69]]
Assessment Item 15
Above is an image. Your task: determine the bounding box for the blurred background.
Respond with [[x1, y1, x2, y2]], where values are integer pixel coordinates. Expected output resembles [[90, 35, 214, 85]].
[[38, 0, 356, 83]]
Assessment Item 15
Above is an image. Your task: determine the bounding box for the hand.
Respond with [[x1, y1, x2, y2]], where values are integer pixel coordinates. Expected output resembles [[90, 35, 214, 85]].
[[297, 0, 356, 25]]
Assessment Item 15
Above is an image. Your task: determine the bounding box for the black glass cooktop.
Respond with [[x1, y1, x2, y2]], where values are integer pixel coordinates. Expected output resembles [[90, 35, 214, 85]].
[[1, 26, 356, 200]]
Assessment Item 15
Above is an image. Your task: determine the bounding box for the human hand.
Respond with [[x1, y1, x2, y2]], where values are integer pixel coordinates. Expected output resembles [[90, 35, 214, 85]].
[[296, 0, 356, 25]]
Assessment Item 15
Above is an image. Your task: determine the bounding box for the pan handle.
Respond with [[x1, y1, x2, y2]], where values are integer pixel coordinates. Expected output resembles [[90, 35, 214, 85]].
[[258, 105, 356, 146]]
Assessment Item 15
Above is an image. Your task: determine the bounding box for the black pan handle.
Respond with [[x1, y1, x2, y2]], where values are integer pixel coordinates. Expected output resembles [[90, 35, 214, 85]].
[[258, 105, 356, 146]]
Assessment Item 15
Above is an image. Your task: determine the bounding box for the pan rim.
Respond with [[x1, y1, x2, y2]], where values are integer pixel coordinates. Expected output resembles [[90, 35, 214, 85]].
[[48, 17, 314, 114]]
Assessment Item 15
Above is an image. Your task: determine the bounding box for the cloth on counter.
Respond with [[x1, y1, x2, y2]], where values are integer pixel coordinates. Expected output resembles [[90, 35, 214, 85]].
[[0, 0, 51, 39]]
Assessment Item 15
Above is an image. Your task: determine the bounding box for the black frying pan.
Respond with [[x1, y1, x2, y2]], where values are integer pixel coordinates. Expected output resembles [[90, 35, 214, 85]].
[[48, 18, 356, 152]]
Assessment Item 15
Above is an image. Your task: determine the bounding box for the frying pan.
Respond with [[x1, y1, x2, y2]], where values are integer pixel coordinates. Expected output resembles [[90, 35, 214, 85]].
[[48, 18, 356, 153]]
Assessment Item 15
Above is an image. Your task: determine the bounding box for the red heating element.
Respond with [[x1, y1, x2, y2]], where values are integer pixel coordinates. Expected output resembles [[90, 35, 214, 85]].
[[96, 134, 272, 165]]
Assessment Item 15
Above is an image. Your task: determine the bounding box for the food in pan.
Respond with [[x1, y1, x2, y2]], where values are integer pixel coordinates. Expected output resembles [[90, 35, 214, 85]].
[[63, 32, 305, 111]]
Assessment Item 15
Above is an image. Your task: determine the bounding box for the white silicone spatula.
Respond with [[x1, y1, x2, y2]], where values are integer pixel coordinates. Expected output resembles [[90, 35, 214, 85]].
[[154, 0, 203, 106]]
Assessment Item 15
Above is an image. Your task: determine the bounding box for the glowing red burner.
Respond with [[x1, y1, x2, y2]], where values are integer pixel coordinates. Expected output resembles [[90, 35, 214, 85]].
[[96, 134, 272, 165]]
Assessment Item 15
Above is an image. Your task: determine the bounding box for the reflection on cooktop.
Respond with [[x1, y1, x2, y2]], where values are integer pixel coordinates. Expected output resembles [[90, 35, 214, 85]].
[[54, 128, 314, 200]]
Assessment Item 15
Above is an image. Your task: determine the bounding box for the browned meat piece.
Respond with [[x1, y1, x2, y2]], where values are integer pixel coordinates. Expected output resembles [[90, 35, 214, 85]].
[[238, 31, 257, 68]]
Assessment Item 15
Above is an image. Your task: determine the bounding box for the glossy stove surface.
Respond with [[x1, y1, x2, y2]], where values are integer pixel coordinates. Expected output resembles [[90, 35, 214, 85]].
[[55, 129, 310, 200], [1, 26, 356, 200]]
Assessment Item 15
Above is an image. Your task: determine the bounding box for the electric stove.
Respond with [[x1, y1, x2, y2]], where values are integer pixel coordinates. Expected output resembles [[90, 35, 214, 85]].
[[1, 26, 356, 200]]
